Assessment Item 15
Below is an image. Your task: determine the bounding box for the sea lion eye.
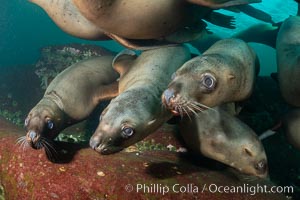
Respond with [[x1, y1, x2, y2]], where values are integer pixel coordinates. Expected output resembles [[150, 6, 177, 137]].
[[202, 73, 216, 90], [121, 127, 134, 138], [171, 72, 176, 80], [24, 118, 29, 127], [255, 159, 267, 173], [47, 120, 54, 130]]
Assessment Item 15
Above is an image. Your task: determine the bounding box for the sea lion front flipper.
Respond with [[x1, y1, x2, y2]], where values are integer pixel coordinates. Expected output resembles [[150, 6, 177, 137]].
[[204, 11, 236, 29], [95, 81, 119, 102], [112, 49, 137, 77], [235, 5, 275, 24], [232, 23, 279, 48], [186, 0, 261, 9], [107, 33, 176, 51], [164, 20, 210, 43]]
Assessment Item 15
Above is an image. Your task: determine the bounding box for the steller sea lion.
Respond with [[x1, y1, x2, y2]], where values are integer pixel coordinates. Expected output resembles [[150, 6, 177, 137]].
[[72, 0, 240, 40], [162, 39, 258, 116], [29, 0, 108, 40], [30, 0, 241, 50], [179, 105, 268, 178], [276, 16, 300, 107], [89, 45, 191, 154], [282, 109, 300, 151], [24, 56, 119, 149]]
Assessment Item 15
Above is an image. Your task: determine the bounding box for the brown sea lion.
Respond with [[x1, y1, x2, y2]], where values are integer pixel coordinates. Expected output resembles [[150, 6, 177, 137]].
[[179, 105, 268, 178], [282, 109, 300, 151], [29, 0, 241, 49], [89, 45, 191, 154], [72, 0, 235, 39], [24, 56, 119, 149], [162, 38, 258, 116], [71, 0, 238, 47], [29, 0, 108, 40], [276, 16, 300, 107]]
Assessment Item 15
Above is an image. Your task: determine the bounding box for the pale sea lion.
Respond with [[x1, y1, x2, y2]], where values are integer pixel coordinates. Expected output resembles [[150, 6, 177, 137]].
[[282, 109, 300, 151], [29, 0, 108, 40], [24, 56, 119, 149], [162, 39, 258, 116], [179, 105, 268, 178], [89, 45, 191, 154], [276, 16, 300, 107]]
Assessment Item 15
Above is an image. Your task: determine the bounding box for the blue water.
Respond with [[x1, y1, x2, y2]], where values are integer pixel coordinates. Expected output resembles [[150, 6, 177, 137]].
[[0, 0, 297, 75], [0, 0, 123, 67]]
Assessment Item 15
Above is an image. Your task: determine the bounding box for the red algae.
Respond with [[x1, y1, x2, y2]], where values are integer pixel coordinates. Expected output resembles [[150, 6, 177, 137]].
[[0, 118, 288, 200]]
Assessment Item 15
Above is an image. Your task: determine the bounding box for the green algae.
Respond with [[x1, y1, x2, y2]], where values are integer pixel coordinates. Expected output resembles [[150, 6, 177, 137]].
[[56, 131, 89, 144], [35, 45, 108, 90], [0, 109, 23, 127], [135, 140, 175, 152]]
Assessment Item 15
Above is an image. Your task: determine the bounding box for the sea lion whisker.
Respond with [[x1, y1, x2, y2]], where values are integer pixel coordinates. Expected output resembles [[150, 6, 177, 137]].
[[186, 105, 199, 117], [188, 103, 205, 113], [181, 106, 192, 121], [177, 106, 184, 119], [15, 136, 29, 151], [41, 138, 58, 161], [192, 101, 214, 111], [41, 137, 57, 154], [191, 101, 210, 109], [16, 136, 26, 145], [21, 139, 29, 151], [23, 140, 29, 151], [17, 137, 25, 150], [43, 144, 55, 161]]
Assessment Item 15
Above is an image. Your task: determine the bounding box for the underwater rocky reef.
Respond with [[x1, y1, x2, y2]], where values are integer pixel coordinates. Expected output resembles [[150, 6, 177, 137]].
[[1, 0, 300, 199], [0, 44, 299, 199]]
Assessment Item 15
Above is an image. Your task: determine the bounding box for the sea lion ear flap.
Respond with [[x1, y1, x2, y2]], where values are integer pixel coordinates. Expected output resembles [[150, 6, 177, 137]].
[[112, 49, 137, 77], [227, 74, 236, 80]]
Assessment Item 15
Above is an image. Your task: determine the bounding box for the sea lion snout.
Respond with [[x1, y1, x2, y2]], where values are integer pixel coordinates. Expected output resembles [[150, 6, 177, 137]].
[[26, 130, 40, 148], [255, 159, 268, 177], [27, 130, 38, 142], [89, 136, 101, 151], [90, 137, 123, 155], [162, 88, 176, 106], [162, 88, 181, 116], [90, 132, 124, 155]]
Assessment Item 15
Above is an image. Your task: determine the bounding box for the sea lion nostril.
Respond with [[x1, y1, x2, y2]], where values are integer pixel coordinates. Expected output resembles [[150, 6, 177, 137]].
[[101, 148, 108, 154], [29, 131, 37, 141], [255, 159, 268, 174], [163, 89, 175, 105], [89, 139, 100, 150]]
